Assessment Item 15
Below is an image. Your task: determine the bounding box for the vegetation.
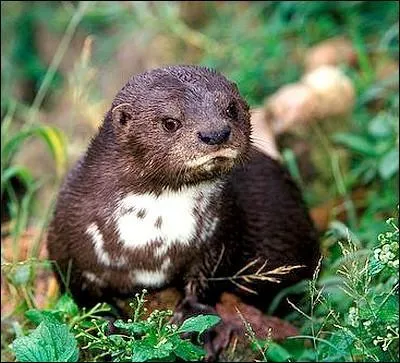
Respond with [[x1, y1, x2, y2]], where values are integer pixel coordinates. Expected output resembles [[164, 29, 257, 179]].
[[1, 1, 398, 362], [259, 215, 399, 362], [11, 290, 220, 362]]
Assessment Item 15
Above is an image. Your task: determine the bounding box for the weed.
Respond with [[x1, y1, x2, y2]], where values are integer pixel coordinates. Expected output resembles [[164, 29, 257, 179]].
[[208, 256, 305, 295], [265, 213, 399, 362], [10, 289, 220, 362]]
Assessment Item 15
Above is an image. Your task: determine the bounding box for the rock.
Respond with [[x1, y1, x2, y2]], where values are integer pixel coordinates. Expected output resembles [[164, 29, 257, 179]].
[[250, 108, 281, 160], [265, 83, 319, 134], [265, 65, 355, 134], [216, 292, 298, 341], [302, 65, 355, 120], [305, 37, 358, 71]]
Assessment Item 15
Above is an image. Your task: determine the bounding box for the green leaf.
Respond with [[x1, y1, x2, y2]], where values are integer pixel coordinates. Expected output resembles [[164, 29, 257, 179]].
[[375, 294, 399, 324], [130, 340, 152, 362], [368, 113, 393, 138], [378, 149, 399, 180], [55, 294, 79, 317], [275, 339, 311, 362], [2, 125, 67, 178], [1, 165, 34, 194], [107, 335, 125, 345], [174, 339, 205, 361], [323, 330, 355, 361], [0, 101, 16, 147], [177, 314, 221, 335], [32, 125, 67, 178], [12, 320, 79, 362], [131, 339, 173, 362], [265, 341, 292, 362], [332, 133, 380, 157], [25, 309, 63, 325], [369, 259, 384, 276], [282, 148, 303, 189]]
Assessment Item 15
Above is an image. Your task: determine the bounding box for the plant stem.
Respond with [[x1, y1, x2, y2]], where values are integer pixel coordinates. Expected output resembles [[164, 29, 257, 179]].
[[311, 122, 358, 231], [27, 1, 91, 127]]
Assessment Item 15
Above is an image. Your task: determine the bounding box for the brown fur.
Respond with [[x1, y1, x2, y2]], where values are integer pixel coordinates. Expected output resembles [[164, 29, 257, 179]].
[[47, 65, 320, 313]]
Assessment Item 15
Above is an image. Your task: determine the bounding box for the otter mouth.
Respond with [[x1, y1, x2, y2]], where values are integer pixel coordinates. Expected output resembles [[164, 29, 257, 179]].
[[186, 148, 239, 170]]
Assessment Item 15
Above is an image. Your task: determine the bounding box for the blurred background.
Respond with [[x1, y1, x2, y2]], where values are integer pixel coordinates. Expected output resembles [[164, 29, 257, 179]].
[[1, 1, 399, 362]]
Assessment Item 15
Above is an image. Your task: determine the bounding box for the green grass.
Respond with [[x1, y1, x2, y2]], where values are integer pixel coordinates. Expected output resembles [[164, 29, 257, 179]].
[[1, 1, 399, 362]]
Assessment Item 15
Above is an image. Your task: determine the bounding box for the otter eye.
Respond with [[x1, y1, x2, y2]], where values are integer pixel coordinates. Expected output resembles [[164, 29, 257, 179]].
[[161, 118, 182, 133], [226, 101, 238, 119]]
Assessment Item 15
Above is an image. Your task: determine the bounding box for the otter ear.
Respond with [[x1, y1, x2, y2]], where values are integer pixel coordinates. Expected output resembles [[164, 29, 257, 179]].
[[111, 103, 134, 126]]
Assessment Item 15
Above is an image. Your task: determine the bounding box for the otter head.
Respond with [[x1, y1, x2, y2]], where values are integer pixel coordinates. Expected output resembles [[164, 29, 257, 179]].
[[108, 65, 251, 191]]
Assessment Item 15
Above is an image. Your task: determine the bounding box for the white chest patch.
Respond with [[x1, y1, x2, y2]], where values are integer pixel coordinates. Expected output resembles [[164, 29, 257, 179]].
[[132, 258, 171, 287], [86, 223, 111, 266], [86, 223, 127, 267], [133, 269, 167, 287], [114, 182, 219, 253]]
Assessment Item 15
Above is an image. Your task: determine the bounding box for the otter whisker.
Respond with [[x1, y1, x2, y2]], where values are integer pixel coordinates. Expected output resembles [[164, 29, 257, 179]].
[[250, 135, 277, 148]]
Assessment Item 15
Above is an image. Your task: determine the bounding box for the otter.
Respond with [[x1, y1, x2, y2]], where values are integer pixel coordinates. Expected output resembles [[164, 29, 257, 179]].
[[47, 65, 319, 358]]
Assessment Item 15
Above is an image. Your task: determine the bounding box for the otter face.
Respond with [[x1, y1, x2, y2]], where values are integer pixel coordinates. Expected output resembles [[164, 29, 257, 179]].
[[110, 65, 251, 190]]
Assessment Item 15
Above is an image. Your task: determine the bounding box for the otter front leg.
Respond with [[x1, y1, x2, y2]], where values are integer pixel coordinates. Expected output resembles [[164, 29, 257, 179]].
[[173, 278, 217, 322], [173, 278, 237, 362], [175, 240, 228, 317], [172, 248, 237, 361]]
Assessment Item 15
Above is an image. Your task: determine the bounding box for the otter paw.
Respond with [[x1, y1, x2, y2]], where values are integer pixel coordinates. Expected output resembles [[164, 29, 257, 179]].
[[172, 296, 237, 361], [172, 295, 217, 325], [203, 321, 237, 362]]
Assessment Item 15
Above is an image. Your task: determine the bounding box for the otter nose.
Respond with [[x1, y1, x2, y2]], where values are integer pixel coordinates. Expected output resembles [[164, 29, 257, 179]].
[[198, 125, 231, 145]]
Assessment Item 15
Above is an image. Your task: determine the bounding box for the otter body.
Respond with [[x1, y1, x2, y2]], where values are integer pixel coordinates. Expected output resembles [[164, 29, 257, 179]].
[[47, 65, 319, 313]]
